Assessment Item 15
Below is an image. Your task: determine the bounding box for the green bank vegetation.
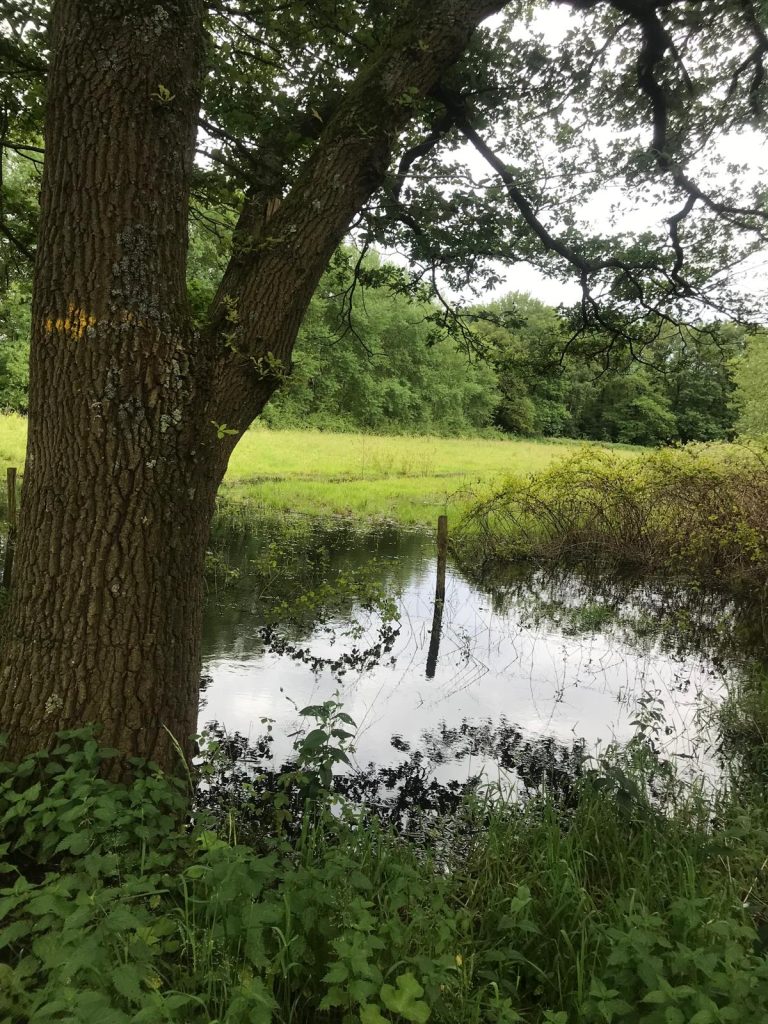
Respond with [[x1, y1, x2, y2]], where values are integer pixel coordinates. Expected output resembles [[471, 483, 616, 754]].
[[455, 442, 768, 589], [2, 702, 768, 1024]]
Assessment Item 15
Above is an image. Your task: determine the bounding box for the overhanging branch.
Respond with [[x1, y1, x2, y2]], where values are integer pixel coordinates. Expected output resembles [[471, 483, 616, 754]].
[[205, 0, 509, 431]]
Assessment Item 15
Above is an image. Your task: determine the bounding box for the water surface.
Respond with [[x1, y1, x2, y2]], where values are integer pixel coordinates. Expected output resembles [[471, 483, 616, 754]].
[[199, 513, 758, 785]]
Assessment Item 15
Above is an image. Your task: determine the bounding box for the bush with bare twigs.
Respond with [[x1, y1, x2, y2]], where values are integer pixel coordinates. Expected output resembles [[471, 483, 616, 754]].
[[454, 443, 768, 588]]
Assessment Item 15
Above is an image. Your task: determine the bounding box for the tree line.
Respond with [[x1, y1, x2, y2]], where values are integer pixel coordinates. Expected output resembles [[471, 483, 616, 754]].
[[1, 218, 760, 445]]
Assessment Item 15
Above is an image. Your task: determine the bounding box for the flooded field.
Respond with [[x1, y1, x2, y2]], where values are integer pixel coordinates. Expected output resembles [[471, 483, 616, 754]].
[[199, 510, 765, 793]]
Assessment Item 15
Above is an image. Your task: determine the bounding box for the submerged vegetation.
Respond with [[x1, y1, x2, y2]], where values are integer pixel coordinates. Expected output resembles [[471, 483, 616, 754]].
[[456, 442, 768, 590]]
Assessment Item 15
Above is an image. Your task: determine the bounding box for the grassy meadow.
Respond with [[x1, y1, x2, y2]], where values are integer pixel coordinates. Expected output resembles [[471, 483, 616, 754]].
[[0, 414, 636, 526]]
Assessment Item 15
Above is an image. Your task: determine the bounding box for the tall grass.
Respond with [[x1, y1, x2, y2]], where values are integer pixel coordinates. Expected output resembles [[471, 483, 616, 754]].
[[455, 442, 768, 588]]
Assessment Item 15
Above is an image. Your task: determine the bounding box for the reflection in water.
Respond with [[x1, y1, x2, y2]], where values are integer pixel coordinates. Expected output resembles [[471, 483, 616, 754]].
[[196, 716, 590, 837], [426, 515, 449, 679], [201, 512, 767, 792], [424, 595, 444, 680]]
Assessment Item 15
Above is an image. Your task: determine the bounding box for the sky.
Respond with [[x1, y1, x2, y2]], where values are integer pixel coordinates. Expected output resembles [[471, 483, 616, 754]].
[[450, 5, 768, 310]]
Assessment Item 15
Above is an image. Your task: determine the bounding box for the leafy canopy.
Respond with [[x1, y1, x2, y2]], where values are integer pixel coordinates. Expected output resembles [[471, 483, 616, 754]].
[[2, 0, 768, 349]]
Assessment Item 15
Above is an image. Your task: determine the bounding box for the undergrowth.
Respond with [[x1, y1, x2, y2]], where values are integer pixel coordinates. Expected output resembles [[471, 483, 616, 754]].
[[2, 703, 768, 1023], [455, 442, 768, 588]]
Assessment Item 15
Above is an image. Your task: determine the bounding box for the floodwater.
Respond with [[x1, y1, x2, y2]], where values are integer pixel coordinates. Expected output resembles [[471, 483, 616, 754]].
[[199, 513, 762, 787]]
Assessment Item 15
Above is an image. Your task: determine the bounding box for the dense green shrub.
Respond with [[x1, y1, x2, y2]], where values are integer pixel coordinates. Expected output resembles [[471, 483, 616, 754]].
[[455, 442, 768, 588]]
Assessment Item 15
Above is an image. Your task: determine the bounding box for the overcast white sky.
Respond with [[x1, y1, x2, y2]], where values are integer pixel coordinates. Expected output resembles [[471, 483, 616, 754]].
[[451, 6, 768, 308]]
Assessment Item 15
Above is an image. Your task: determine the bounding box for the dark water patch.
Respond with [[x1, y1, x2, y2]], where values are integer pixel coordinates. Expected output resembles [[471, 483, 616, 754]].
[[195, 715, 593, 839], [470, 561, 768, 674], [204, 506, 423, 657]]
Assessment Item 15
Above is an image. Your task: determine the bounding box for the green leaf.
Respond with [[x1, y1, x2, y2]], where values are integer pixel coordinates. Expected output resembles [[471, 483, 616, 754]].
[[687, 1012, 716, 1024], [508, 885, 532, 912], [349, 978, 379, 1003], [300, 728, 328, 751], [162, 994, 194, 1010], [360, 1006, 389, 1024], [0, 893, 27, 919], [54, 829, 92, 856], [323, 962, 350, 984], [0, 920, 30, 949], [642, 990, 668, 1005], [380, 973, 431, 1024], [319, 989, 347, 1010], [27, 892, 66, 917], [665, 1009, 686, 1024], [0, 963, 17, 992], [22, 782, 41, 802], [103, 906, 142, 932], [113, 963, 144, 1003]]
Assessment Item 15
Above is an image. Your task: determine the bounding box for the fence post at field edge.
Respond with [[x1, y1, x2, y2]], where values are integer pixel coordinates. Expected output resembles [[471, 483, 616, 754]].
[[436, 514, 448, 603], [426, 515, 448, 678], [3, 467, 17, 590]]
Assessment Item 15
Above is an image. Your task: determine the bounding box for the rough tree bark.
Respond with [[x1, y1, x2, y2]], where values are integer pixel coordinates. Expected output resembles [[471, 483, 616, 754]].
[[0, 0, 505, 770]]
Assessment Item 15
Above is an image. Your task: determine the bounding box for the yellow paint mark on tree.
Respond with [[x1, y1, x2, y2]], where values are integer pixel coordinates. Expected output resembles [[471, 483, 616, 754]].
[[43, 306, 146, 339], [43, 304, 98, 340]]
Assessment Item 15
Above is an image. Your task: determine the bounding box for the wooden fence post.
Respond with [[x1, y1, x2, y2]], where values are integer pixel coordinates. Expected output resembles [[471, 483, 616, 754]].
[[426, 515, 449, 678], [435, 514, 448, 603]]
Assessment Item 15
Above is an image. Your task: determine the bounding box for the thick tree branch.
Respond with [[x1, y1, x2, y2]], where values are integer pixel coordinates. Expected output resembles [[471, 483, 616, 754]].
[[392, 114, 455, 204], [0, 218, 34, 262], [205, 0, 508, 430], [560, 0, 768, 243], [455, 108, 660, 285], [455, 102, 750, 360], [667, 193, 696, 286]]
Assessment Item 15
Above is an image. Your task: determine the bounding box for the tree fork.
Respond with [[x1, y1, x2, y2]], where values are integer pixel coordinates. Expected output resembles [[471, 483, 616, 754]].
[[0, 0, 505, 769]]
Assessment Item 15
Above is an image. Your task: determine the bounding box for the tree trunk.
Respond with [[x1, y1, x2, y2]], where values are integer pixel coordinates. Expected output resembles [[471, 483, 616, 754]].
[[0, 0, 215, 769], [0, 0, 505, 770]]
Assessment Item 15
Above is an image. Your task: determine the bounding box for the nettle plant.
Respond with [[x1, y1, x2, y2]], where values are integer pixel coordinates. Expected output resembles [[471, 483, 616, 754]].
[[0, 721, 446, 1023], [2, 711, 768, 1022]]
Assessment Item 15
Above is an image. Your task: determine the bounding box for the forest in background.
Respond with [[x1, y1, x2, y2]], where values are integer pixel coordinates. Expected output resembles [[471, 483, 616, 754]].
[[1, 154, 766, 444]]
